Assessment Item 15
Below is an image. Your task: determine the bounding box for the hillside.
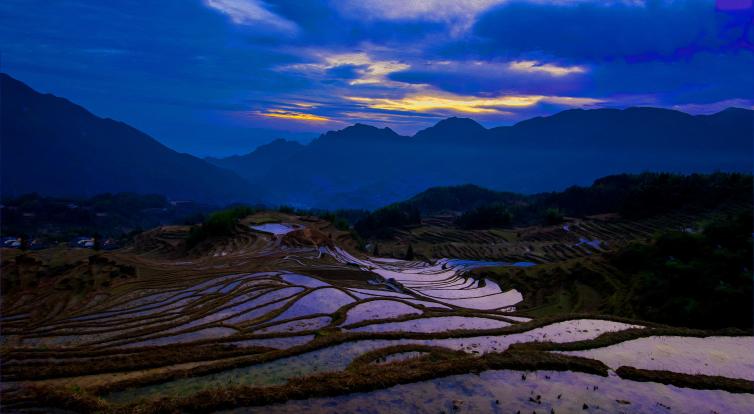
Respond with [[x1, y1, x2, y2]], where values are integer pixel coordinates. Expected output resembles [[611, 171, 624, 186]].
[[354, 172, 753, 238], [0, 74, 255, 203]]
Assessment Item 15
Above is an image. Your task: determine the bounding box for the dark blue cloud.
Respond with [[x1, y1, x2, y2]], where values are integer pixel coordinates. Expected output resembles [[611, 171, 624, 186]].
[[471, 0, 752, 61], [0, 0, 751, 156], [389, 62, 588, 96], [587, 51, 754, 103], [324, 64, 365, 80]]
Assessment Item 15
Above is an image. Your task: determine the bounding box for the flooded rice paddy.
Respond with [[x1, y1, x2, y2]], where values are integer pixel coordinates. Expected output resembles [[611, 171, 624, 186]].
[[4, 222, 752, 412], [559, 335, 754, 381], [250, 223, 301, 235], [105, 318, 641, 402], [226, 369, 754, 414]]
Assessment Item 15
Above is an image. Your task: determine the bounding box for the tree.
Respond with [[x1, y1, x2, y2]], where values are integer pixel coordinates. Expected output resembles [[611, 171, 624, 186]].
[[544, 208, 564, 225], [456, 203, 513, 229], [405, 244, 414, 260]]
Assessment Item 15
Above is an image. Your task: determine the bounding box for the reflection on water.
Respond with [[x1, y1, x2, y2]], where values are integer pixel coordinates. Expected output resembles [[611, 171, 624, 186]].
[[225, 369, 754, 413], [560, 335, 754, 381], [350, 316, 510, 333], [250, 223, 300, 235], [104, 319, 639, 403]]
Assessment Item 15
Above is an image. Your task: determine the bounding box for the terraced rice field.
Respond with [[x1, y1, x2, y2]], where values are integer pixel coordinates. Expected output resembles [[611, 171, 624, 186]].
[[232, 369, 754, 413], [1, 214, 751, 413], [381, 203, 749, 262]]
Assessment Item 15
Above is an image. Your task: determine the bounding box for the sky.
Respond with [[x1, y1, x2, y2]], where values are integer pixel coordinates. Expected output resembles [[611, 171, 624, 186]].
[[1, 0, 752, 156]]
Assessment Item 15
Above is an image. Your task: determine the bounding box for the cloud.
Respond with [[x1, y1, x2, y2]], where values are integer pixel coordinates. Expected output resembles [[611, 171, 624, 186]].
[[290, 102, 319, 108], [204, 0, 298, 34], [508, 60, 586, 76], [587, 52, 754, 104], [472, 0, 750, 61], [388, 59, 588, 96], [332, 1, 649, 35], [346, 89, 602, 114], [5, 0, 750, 147], [259, 109, 330, 121], [672, 99, 754, 114], [281, 52, 410, 86], [334, 0, 506, 34]]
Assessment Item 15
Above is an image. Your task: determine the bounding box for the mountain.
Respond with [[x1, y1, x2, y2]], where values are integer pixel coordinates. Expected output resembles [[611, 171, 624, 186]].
[[210, 106, 752, 209], [1, 74, 255, 203], [4, 73, 752, 210], [412, 117, 486, 144], [257, 124, 418, 208], [206, 138, 304, 182], [489, 107, 753, 153], [313, 123, 405, 144]]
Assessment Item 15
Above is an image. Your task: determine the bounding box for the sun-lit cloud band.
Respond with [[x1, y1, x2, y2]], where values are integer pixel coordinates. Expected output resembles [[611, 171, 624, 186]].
[[508, 60, 586, 76], [281, 52, 410, 86], [259, 109, 330, 122], [347, 92, 603, 114]]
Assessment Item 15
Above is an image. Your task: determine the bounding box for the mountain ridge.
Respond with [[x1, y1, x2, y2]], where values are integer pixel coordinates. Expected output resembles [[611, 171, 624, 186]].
[[231, 105, 752, 208], [0, 73, 256, 204], [3, 73, 752, 209]]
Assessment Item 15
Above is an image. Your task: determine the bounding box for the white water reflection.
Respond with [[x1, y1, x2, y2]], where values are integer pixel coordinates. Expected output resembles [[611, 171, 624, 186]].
[[560, 335, 754, 381], [228, 369, 754, 414], [251, 223, 301, 235], [322, 247, 525, 311]]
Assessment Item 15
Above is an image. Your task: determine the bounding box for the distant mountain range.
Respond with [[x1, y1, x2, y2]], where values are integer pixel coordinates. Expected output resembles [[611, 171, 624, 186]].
[[205, 139, 305, 182], [208, 104, 752, 209], [3, 73, 752, 209]]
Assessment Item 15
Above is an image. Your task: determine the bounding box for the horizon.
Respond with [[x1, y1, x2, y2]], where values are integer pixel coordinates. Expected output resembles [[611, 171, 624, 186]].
[[3, 71, 750, 159], [2, 0, 752, 156]]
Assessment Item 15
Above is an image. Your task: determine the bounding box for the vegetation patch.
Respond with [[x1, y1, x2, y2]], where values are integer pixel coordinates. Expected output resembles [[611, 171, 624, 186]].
[[610, 211, 752, 329], [615, 366, 754, 394], [185, 206, 257, 249]]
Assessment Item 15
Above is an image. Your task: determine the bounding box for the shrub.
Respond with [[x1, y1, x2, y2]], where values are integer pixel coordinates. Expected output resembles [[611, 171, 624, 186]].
[[185, 206, 256, 249], [456, 203, 513, 229], [277, 205, 295, 214], [544, 207, 564, 225], [354, 203, 421, 238], [611, 211, 753, 329]]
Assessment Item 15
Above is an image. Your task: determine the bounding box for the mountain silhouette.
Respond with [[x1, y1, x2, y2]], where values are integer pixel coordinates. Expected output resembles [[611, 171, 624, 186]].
[[206, 138, 304, 182], [413, 117, 486, 144], [228, 106, 751, 208], [1, 73, 255, 203], [3, 73, 751, 209]]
